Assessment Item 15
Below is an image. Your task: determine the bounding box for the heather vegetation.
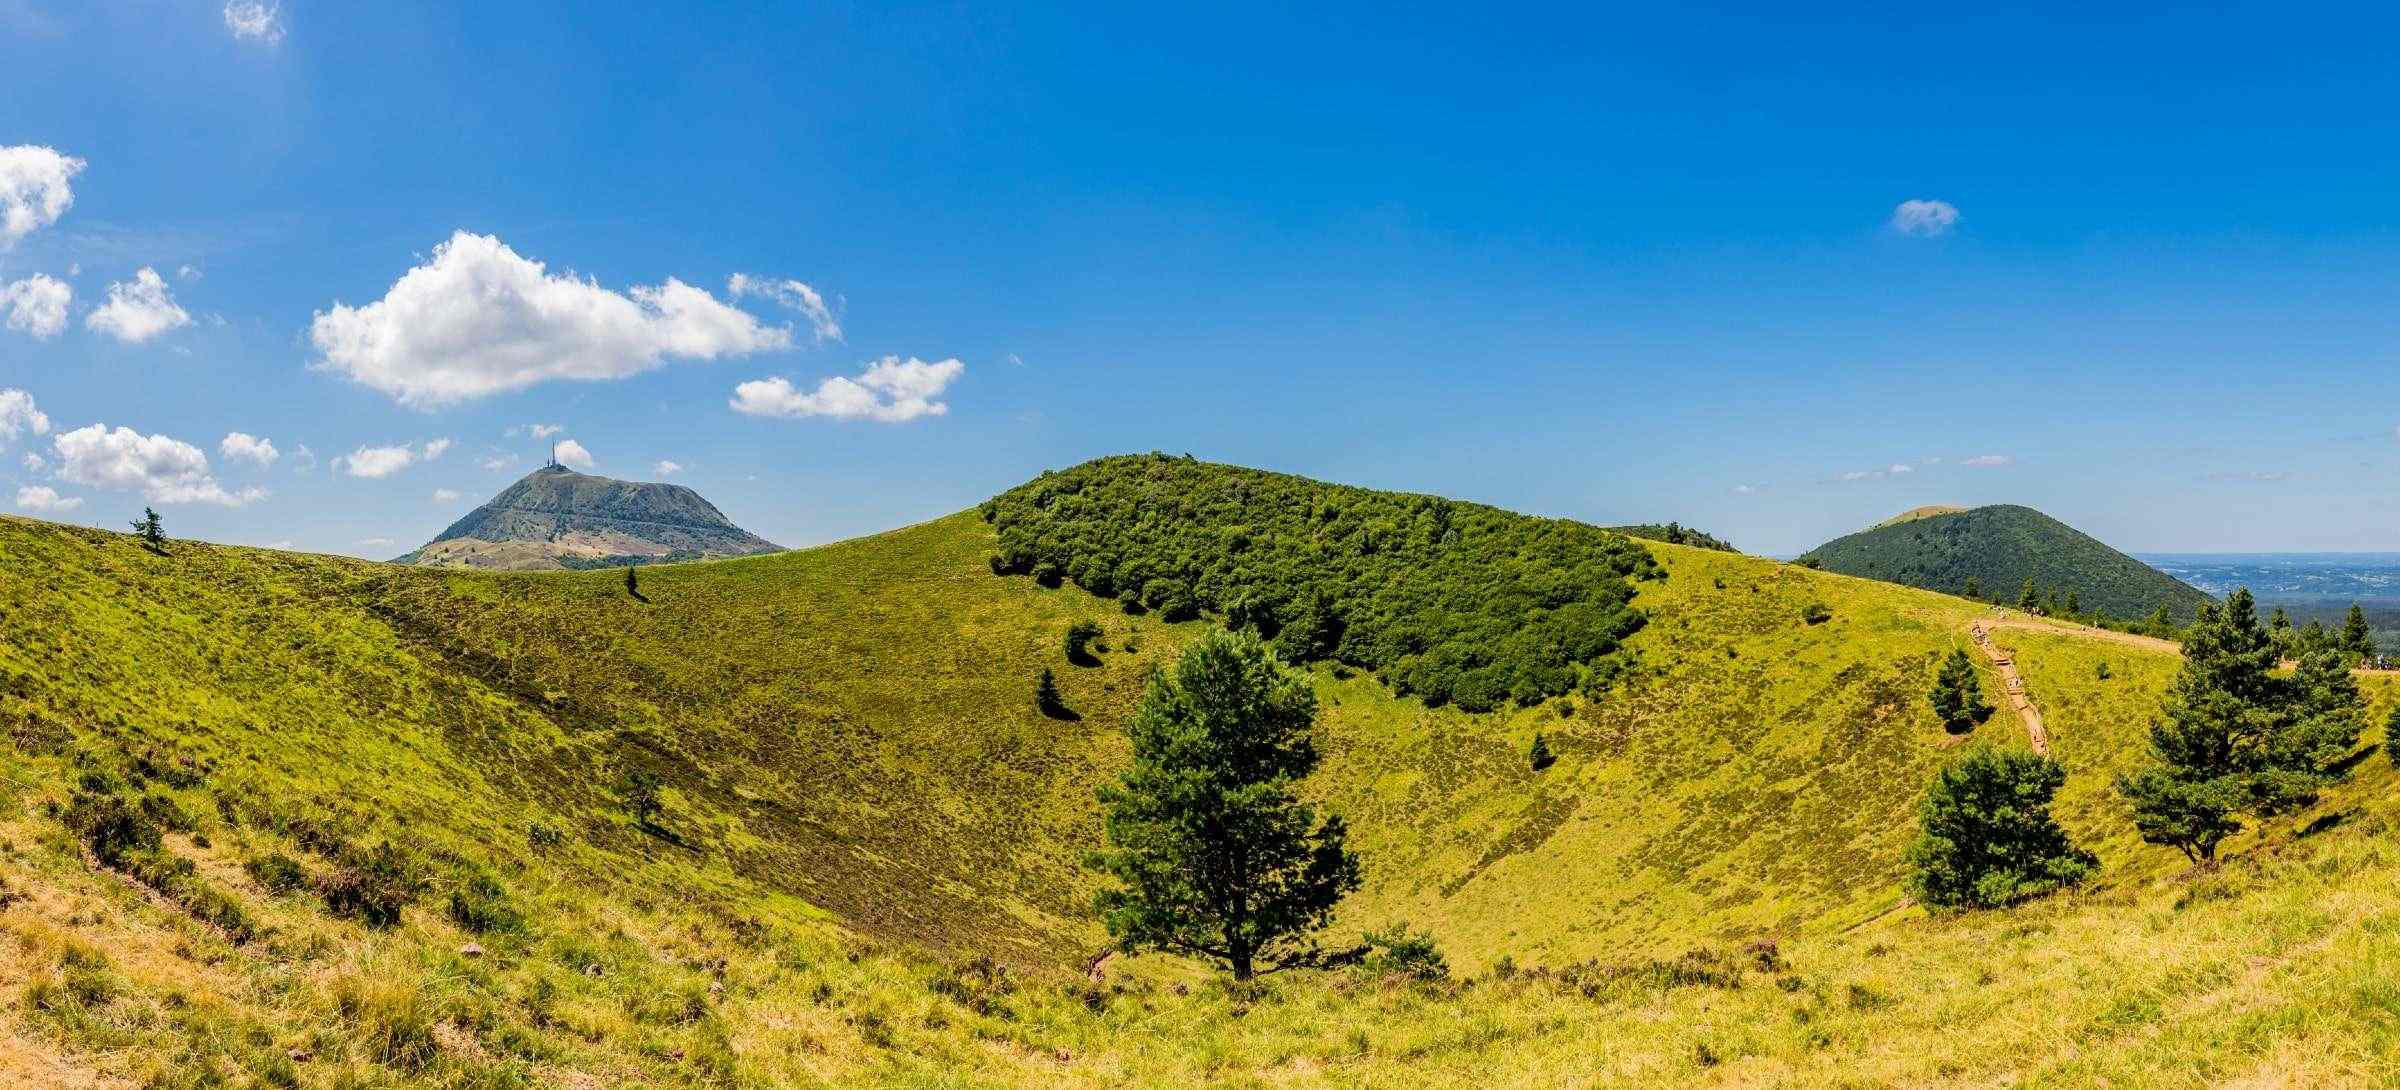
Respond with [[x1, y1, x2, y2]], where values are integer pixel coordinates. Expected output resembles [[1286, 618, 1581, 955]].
[[983, 455, 1658, 711]]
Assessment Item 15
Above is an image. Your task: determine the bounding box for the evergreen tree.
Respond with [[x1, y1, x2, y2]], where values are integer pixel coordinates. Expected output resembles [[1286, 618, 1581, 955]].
[[2144, 604, 2175, 638], [2016, 579, 2039, 611], [1963, 576, 1983, 601], [618, 769, 663, 831], [1036, 668, 1071, 719], [2341, 604, 2376, 661], [2044, 589, 2064, 617], [624, 565, 640, 598], [1928, 647, 1993, 733], [1091, 630, 1361, 980], [2116, 590, 2364, 862], [1905, 747, 2098, 909], [1529, 731, 1556, 772], [128, 506, 165, 548], [2064, 590, 2082, 619]]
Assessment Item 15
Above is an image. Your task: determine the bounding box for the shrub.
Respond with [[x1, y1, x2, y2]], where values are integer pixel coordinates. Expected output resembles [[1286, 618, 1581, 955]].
[[1801, 603, 1832, 625], [63, 792, 159, 866], [1359, 923, 1448, 981], [245, 851, 308, 894], [318, 841, 424, 929], [1529, 732, 1556, 772], [1064, 620, 1106, 665], [1928, 648, 1993, 734]]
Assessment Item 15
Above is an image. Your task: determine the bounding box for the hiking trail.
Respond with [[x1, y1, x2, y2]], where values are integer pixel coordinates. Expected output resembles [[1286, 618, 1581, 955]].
[[1969, 618, 2049, 755]]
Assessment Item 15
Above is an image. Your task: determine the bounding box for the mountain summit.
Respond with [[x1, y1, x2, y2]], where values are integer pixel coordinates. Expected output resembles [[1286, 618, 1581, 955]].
[[398, 464, 781, 570], [1797, 503, 2213, 621]]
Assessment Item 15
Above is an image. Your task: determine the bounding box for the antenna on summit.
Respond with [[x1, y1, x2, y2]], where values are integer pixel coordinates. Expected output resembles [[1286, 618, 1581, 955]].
[[548, 442, 558, 469]]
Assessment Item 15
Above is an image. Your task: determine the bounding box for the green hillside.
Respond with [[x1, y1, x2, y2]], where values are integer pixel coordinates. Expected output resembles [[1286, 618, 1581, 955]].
[[3, 461, 2399, 1087], [1798, 503, 2215, 621]]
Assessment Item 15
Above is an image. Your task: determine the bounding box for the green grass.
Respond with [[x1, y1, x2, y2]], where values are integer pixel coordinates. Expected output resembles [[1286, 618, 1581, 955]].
[[4, 505, 2400, 1086]]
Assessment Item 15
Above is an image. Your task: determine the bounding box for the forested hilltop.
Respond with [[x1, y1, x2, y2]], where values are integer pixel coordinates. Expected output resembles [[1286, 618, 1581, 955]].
[[1799, 503, 2214, 622], [1608, 522, 1738, 553], [983, 454, 1658, 711]]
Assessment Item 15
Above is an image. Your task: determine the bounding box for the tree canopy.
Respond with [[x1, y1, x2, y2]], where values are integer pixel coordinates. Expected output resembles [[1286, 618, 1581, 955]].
[[1906, 747, 2097, 909], [983, 455, 1659, 711]]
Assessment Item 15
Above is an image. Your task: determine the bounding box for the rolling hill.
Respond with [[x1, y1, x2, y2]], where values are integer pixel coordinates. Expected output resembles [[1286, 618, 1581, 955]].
[[398, 464, 781, 570], [1798, 503, 2215, 622], [2, 457, 2396, 1087]]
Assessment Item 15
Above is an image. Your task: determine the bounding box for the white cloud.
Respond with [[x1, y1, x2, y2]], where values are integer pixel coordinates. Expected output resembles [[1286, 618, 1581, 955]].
[[53, 423, 264, 505], [727, 273, 841, 342], [0, 145, 83, 248], [505, 422, 564, 439], [1, 274, 70, 338], [2206, 470, 2291, 483], [1888, 463, 1913, 475], [653, 459, 682, 476], [14, 485, 79, 512], [731, 356, 964, 423], [21, 451, 43, 471], [222, 1, 283, 44], [356, 536, 394, 548], [176, 264, 202, 281], [289, 443, 316, 471], [478, 452, 518, 472], [1890, 199, 1961, 238], [0, 388, 50, 443], [333, 437, 451, 479], [1839, 470, 1876, 482], [553, 438, 594, 470], [86, 267, 193, 344], [219, 431, 278, 466], [432, 487, 461, 502], [309, 232, 792, 408], [1961, 454, 2013, 467], [1732, 484, 1757, 495]]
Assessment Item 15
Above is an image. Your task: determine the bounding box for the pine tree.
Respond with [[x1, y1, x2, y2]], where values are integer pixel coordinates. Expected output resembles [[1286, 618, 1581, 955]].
[[2116, 590, 2364, 862], [2016, 579, 2039, 611], [2144, 604, 2175, 638], [1906, 747, 2097, 909], [1529, 731, 1556, 772], [1963, 576, 1983, 601], [128, 506, 165, 548], [624, 565, 640, 598], [2341, 604, 2375, 662], [1036, 668, 1070, 719], [1928, 647, 1993, 733], [1091, 629, 1361, 980], [2064, 590, 2082, 619]]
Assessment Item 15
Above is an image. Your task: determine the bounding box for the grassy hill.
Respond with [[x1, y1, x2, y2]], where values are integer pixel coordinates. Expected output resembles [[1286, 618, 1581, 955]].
[[3, 460, 2399, 1086], [1799, 503, 2215, 622]]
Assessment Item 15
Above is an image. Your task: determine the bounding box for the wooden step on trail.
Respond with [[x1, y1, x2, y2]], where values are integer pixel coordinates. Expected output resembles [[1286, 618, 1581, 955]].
[[1967, 616, 2050, 755]]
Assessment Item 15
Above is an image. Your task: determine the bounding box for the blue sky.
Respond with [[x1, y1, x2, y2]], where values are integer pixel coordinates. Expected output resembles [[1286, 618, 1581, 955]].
[[6, 2, 2400, 557]]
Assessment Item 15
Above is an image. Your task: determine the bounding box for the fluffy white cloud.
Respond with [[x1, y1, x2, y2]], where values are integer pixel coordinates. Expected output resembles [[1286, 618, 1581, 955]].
[[222, 1, 284, 43], [727, 273, 841, 342], [653, 459, 682, 476], [0, 388, 49, 443], [553, 438, 595, 470], [1890, 199, 1961, 238], [53, 423, 264, 505], [505, 422, 564, 439], [1, 274, 70, 338], [478, 452, 518, 471], [731, 356, 964, 423], [86, 267, 193, 344], [220, 431, 278, 466], [333, 438, 450, 479], [309, 232, 792, 408], [15, 485, 79, 512], [0, 145, 83, 248], [422, 437, 453, 461], [1888, 463, 1913, 475], [21, 452, 43, 472], [1961, 454, 2013, 467], [432, 488, 462, 502]]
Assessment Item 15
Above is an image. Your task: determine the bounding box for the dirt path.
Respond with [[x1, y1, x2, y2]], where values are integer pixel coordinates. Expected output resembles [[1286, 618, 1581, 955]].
[[1968, 620, 2049, 755]]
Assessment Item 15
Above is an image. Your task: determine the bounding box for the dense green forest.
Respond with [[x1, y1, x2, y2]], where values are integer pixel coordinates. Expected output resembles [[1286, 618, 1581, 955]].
[[982, 455, 1659, 711], [1797, 504, 2213, 622]]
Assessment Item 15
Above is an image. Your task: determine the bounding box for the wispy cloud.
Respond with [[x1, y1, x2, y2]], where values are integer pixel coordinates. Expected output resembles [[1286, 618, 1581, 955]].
[[1889, 199, 1960, 238], [1960, 454, 2013, 467]]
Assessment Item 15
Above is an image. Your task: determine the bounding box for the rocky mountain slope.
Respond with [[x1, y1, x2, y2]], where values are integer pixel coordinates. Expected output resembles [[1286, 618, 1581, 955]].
[[398, 464, 780, 570]]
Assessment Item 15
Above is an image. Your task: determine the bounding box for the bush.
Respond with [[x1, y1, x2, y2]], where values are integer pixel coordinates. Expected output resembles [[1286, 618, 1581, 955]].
[[1529, 732, 1556, 772], [244, 851, 308, 894], [63, 792, 159, 866], [1801, 603, 1832, 625], [318, 841, 424, 929], [1359, 923, 1448, 981]]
